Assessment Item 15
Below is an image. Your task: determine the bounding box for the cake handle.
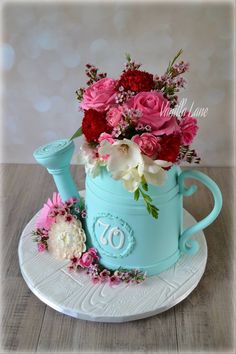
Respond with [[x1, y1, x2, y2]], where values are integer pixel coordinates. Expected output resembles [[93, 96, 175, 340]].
[[178, 170, 222, 255], [33, 139, 80, 203]]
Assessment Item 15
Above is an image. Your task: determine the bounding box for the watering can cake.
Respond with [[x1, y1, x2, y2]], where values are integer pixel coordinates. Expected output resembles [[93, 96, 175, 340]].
[[33, 52, 222, 282]]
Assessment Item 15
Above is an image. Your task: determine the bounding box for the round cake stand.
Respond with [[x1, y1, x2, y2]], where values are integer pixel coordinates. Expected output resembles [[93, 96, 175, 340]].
[[18, 194, 207, 323]]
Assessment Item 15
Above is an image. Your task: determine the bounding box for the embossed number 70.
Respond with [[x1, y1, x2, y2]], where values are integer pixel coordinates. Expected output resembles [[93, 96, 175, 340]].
[[97, 219, 125, 250]]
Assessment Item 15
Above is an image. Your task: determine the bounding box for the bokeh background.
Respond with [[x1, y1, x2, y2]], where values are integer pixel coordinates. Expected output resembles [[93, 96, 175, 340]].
[[1, 1, 234, 165]]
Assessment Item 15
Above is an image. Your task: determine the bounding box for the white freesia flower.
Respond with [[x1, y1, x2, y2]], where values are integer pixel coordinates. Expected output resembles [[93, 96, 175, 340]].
[[78, 142, 105, 177], [121, 167, 142, 192], [142, 155, 172, 186], [48, 216, 86, 259], [98, 139, 144, 180]]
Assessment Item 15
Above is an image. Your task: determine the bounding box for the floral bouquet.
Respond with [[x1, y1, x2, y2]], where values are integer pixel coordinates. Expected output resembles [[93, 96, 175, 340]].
[[71, 50, 200, 219]]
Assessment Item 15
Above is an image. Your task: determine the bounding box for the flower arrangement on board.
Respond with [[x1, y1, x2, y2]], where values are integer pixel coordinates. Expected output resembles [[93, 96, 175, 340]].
[[71, 50, 200, 219], [32, 192, 147, 285]]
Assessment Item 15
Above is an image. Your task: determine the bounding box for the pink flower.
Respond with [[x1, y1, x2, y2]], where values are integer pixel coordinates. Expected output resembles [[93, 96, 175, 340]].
[[106, 106, 123, 127], [64, 214, 74, 223], [132, 133, 161, 159], [37, 243, 46, 252], [58, 209, 66, 216], [179, 112, 198, 145], [80, 78, 117, 111], [79, 248, 99, 268], [100, 269, 111, 281], [109, 275, 121, 286], [65, 197, 77, 207], [98, 132, 115, 144], [88, 248, 99, 260], [79, 253, 94, 268], [127, 91, 179, 136], [36, 192, 63, 230], [68, 265, 75, 272], [92, 276, 101, 284], [70, 255, 79, 264], [81, 209, 87, 219]]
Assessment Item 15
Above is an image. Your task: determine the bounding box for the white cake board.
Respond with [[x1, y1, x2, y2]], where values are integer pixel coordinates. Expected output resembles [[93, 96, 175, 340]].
[[18, 192, 207, 323]]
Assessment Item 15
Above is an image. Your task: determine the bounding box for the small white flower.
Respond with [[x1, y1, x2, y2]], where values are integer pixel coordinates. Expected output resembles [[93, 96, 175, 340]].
[[98, 139, 143, 180], [78, 142, 105, 178], [48, 216, 86, 259], [142, 155, 172, 186]]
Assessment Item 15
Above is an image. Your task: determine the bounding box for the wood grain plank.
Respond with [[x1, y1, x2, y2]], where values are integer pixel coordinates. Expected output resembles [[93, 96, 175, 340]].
[[2, 277, 46, 352], [37, 307, 178, 353], [176, 167, 234, 353]]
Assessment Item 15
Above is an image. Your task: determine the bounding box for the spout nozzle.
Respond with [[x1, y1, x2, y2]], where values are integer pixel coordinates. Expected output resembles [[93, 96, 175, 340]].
[[33, 139, 80, 202], [33, 139, 74, 169]]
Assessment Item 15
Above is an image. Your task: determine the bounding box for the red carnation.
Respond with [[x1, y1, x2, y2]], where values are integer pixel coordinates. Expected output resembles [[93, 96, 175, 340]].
[[118, 70, 155, 92], [158, 134, 181, 163], [82, 109, 112, 143]]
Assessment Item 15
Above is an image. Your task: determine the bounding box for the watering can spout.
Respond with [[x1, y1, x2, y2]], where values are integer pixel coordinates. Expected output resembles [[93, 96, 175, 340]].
[[33, 139, 80, 203]]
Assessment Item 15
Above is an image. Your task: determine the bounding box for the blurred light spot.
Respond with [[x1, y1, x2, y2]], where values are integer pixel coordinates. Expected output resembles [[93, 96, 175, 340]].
[[34, 96, 51, 112], [47, 62, 65, 81], [0, 43, 15, 71], [90, 38, 108, 53], [37, 30, 58, 50], [61, 52, 81, 68]]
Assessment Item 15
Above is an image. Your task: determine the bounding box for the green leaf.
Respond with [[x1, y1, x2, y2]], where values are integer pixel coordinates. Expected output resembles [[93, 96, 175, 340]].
[[70, 127, 83, 141], [141, 180, 148, 191], [146, 203, 151, 214], [167, 49, 183, 73], [134, 188, 140, 201], [150, 204, 159, 219], [143, 194, 152, 203], [125, 53, 131, 62], [139, 189, 151, 202]]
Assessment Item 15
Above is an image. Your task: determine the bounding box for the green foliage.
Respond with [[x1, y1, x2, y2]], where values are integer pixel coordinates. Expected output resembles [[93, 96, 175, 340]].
[[125, 53, 132, 63], [134, 188, 140, 201], [70, 126, 83, 141], [133, 184, 159, 220], [166, 49, 183, 74]]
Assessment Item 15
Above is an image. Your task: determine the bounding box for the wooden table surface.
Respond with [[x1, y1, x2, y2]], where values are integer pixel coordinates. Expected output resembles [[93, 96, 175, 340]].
[[1, 164, 234, 354]]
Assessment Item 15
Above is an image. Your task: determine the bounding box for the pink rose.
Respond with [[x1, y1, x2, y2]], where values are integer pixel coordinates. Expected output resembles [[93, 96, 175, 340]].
[[79, 248, 99, 268], [132, 133, 161, 159], [127, 91, 179, 136], [98, 132, 115, 144], [80, 78, 117, 111], [179, 112, 198, 145], [88, 248, 99, 260], [106, 106, 123, 127], [37, 243, 46, 252], [79, 253, 93, 268]]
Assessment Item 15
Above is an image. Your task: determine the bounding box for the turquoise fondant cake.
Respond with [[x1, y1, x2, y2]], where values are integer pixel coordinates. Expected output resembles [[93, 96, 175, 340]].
[[32, 53, 222, 285]]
